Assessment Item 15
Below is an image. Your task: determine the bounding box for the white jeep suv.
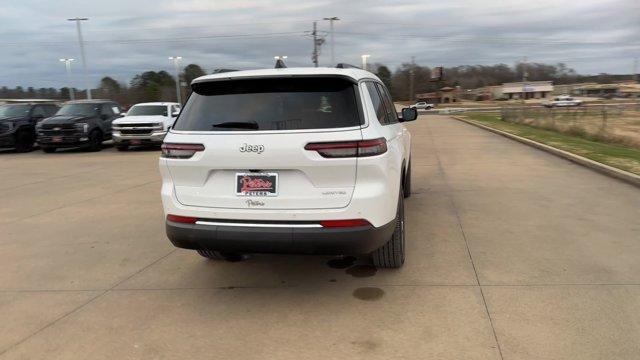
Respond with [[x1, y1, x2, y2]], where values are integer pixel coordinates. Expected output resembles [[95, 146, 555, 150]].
[[112, 102, 181, 150], [160, 67, 417, 268]]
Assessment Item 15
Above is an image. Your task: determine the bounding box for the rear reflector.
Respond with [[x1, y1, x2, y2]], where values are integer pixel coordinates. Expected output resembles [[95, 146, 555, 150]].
[[166, 214, 198, 224], [161, 143, 205, 159], [304, 138, 387, 158], [319, 219, 371, 228]]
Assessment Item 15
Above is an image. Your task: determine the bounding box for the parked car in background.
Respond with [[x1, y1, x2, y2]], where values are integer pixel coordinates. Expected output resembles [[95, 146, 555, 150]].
[[0, 101, 59, 152], [544, 95, 583, 108], [410, 101, 434, 110], [161, 67, 418, 268], [112, 102, 180, 150], [36, 100, 123, 152]]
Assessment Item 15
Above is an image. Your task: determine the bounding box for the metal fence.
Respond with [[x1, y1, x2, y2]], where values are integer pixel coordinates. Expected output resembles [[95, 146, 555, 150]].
[[500, 103, 640, 149]]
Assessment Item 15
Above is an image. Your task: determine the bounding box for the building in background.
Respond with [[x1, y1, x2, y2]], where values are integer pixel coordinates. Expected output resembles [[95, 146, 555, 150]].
[[459, 85, 503, 101], [415, 86, 460, 103], [501, 81, 554, 100], [573, 82, 640, 98]]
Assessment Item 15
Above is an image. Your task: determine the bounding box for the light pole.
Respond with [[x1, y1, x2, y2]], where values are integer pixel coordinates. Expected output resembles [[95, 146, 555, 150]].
[[169, 56, 183, 104], [67, 17, 91, 100], [361, 54, 371, 71], [59, 58, 75, 100], [323, 17, 339, 65]]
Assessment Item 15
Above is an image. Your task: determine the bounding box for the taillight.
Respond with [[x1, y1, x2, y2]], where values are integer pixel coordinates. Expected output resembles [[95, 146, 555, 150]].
[[319, 219, 371, 228], [161, 143, 205, 159], [304, 138, 387, 158], [166, 214, 197, 224]]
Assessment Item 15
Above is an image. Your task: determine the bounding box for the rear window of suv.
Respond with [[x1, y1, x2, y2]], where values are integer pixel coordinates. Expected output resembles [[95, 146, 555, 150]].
[[173, 77, 362, 131]]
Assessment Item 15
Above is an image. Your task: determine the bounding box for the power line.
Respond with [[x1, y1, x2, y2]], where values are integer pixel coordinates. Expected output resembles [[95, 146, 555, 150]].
[[0, 31, 308, 46], [331, 31, 638, 46], [83, 19, 316, 33]]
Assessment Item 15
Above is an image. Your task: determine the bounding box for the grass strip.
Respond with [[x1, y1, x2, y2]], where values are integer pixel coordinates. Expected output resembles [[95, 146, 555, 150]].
[[462, 113, 640, 175]]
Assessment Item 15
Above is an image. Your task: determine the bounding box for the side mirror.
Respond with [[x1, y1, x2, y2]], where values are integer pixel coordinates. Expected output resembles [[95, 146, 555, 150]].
[[121, 112, 127, 117], [400, 107, 418, 122], [171, 110, 180, 117]]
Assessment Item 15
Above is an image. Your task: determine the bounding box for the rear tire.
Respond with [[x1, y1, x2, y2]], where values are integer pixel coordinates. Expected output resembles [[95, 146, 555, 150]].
[[41, 146, 56, 153], [14, 130, 35, 153], [87, 130, 103, 152], [372, 187, 405, 268]]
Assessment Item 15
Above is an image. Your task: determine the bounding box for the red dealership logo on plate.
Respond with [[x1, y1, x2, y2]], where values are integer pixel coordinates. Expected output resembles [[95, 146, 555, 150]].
[[240, 176, 273, 193]]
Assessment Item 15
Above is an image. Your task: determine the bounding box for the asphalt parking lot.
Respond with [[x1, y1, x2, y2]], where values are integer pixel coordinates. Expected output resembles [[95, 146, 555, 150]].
[[1, 114, 639, 359]]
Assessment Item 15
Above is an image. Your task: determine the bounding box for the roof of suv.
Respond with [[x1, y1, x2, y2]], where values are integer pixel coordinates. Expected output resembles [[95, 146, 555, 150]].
[[65, 99, 117, 104], [1, 99, 58, 104], [192, 67, 381, 85], [131, 102, 180, 106]]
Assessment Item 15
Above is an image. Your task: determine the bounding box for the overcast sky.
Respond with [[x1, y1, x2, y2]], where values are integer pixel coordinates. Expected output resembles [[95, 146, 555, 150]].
[[1, 0, 639, 88]]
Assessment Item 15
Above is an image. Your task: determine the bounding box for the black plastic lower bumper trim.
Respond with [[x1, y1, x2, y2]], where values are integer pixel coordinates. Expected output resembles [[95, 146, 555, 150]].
[[166, 219, 396, 255]]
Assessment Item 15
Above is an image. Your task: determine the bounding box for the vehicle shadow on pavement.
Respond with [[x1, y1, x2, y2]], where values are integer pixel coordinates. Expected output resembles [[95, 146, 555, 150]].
[[116, 250, 386, 293]]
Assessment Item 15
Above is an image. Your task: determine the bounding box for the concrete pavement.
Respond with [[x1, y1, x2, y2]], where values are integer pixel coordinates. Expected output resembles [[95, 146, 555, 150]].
[[0, 115, 638, 359]]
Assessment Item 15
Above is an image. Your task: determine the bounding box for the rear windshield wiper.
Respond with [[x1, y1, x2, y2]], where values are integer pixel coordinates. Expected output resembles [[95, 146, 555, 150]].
[[211, 121, 259, 130]]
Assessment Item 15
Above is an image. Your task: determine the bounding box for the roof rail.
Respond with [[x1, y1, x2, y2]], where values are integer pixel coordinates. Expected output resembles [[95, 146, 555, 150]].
[[336, 63, 361, 69]]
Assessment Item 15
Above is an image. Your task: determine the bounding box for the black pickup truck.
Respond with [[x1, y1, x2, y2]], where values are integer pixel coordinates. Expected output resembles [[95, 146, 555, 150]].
[[0, 102, 60, 152], [36, 100, 123, 152]]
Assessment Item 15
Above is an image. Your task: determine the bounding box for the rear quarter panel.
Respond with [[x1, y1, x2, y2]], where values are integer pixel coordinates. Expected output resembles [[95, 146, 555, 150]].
[[357, 81, 404, 226]]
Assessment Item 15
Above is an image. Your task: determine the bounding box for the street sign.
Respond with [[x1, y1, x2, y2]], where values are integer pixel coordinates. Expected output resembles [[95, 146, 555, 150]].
[[430, 66, 444, 82]]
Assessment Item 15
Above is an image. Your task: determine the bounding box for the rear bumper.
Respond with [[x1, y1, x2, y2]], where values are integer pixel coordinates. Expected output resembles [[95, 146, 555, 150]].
[[166, 219, 395, 255]]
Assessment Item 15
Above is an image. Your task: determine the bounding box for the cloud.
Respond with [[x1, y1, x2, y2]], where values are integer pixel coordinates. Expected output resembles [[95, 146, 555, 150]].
[[0, 0, 638, 88]]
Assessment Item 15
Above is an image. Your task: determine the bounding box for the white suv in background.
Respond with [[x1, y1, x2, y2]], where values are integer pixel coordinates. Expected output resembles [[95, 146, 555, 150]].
[[112, 102, 180, 150], [160, 67, 417, 268]]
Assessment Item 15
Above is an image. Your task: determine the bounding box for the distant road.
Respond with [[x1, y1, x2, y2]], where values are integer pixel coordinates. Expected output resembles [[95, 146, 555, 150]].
[[411, 101, 640, 114]]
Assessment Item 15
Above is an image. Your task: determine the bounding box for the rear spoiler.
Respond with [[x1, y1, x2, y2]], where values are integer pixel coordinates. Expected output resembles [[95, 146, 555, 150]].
[[191, 74, 359, 90]]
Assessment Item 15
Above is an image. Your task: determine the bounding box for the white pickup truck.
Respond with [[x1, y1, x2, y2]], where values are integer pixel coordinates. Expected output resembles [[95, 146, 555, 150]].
[[410, 101, 435, 110], [544, 95, 582, 108], [112, 102, 180, 150]]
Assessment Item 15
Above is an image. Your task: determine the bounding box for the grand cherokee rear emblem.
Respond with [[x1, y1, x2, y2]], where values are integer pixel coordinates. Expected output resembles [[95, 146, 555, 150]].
[[239, 143, 264, 154]]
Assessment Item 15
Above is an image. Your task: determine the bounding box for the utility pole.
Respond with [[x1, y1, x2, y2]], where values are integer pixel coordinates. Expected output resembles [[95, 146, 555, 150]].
[[169, 56, 182, 104], [59, 58, 75, 100], [521, 56, 528, 103], [409, 56, 415, 102], [310, 21, 326, 67], [67, 17, 91, 100], [312, 21, 319, 67], [323, 17, 339, 65]]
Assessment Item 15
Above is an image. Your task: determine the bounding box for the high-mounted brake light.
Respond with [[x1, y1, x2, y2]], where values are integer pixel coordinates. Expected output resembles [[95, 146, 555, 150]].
[[304, 138, 387, 158], [161, 143, 205, 159], [319, 219, 371, 228], [166, 214, 198, 224]]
